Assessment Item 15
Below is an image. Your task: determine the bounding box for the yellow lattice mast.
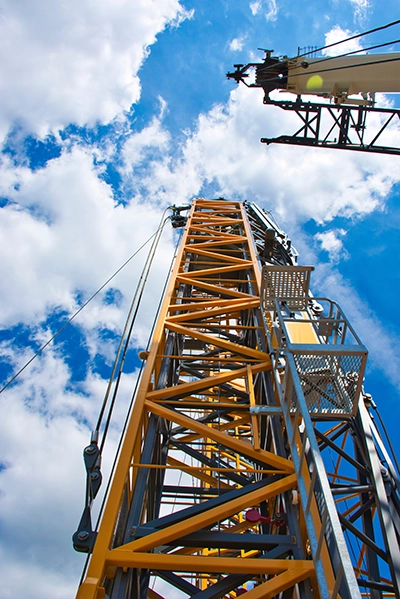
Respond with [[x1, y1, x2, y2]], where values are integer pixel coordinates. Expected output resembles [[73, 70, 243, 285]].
[[75, 198, 400, 599]]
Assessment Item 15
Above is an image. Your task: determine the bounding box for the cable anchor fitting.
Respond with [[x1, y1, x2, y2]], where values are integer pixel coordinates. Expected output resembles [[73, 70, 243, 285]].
[[169, 204, 190, 228]]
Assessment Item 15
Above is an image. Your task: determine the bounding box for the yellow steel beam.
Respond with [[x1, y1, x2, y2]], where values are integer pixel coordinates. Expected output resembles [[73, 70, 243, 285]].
[[105, 551, 313, 576], [176, 274, 257, 299], [165, 455, 233, 489], [109, 472, 296, 555], [191, 217, 244, 225], [165, 321, 270, 361], [188, 226, 241, 236], [76, 199, 322, 599], [168, 298, 237, 312], [179, 415, 251, 443], [184, 246, 254, 265], [166, 298, 260, 323], [189, 235, 249, 247], [145, 362, 269, 401], [240, 203, 262, 293], [242, 566, 315, 599], [176, 262, 254, 279], [145, 400, 294, 472], [76, 203, 196, 599]]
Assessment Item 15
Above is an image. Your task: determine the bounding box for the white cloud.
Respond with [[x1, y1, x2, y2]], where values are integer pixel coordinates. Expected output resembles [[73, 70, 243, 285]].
[[177, 86, 400, 224], [116, 85, 400, 231], [322, 25, 364, 57], [315, 265, 400, 389], [0, 358, 92, 598], [249, 0, 278, 21], [265, 0, 278, 21], [114, 87, 400, 395], [250, 1, 262, 15], [315, 229, 348, 262], [349, 0, 371, 24], [0, 0, 191, 143], [119, 113, 204, 206], [0, 147, 175, 329], [2, 84, 397, 381], [0, 130, 181, 596], [0, 340, 135, 598], [229, 37, 246, 52]]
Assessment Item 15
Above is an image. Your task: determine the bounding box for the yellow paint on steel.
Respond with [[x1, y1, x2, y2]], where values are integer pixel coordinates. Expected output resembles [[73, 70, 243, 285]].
[[242, 566, 315, 599], [76, 203, 196, 598], [240, 202, 262, 293], [191, 217, 244, 225], [188, 225, 241, 236], [131, 464, 287, 474], [145, 399, 293, 472], [247, 364, 260, 451], [166, 298, 260, 323], [168, 298, 237, 312], [76, 199, 319, 599], [176, 274, 257, 299], [179, 262, 255, 279], [111, 475, 296, 554], [165, 456, 233, 489], [184, 245, 254, 265], [105, 551, 313, 577], [145, 362, 270, 401], [294, 424, 337, 594], [165, 321, 270, 361], [189, 235, 249, 247], [286, 321, 320, 344], [179, 414, 251, 443]]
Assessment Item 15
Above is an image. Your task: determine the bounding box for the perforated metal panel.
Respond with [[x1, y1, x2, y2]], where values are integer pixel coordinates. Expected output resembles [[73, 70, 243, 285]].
[[266, 296, 368, 418], [261, 265, 314, 310], [291, 352, 364, 416]]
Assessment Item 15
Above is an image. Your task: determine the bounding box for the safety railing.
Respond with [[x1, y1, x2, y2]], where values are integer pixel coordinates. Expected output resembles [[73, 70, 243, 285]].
[[270, 297, 368, 418], [270, 350, 361, 599], [261, 265, 314, 310], [260, 265, 367, 598]]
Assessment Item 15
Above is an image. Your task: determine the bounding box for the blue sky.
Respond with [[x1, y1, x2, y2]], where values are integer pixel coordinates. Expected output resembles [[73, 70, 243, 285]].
[[0, 0, 400, 597]]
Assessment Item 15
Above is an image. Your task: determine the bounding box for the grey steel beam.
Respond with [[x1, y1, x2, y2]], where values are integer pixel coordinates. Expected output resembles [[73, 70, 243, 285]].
[[358, 400, 400, 598]]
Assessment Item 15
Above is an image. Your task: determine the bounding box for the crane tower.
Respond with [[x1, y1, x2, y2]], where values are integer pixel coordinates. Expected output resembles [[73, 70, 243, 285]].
[[75, 198, 400, 599]]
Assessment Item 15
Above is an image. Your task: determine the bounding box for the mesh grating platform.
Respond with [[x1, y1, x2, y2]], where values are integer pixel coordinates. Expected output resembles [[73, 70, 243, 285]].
[[261, 265, 314, 310], [290, 352, 363, 416], [264, 295, 368, 418]]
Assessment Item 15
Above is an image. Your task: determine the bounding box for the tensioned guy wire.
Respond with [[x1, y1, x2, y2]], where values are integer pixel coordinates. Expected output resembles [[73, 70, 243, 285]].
[[304, 38, 400, 68], [298, 18, 400, 58], [244, 19, 400, 80], [96, 209, 171, 451], [78, 226, 183, 586], [0, 219, 168, 395]]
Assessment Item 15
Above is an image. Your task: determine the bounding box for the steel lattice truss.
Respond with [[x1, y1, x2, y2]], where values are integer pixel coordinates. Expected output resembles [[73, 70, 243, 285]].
[[260, 100, 400, 155], [76, 199, 400, 599]]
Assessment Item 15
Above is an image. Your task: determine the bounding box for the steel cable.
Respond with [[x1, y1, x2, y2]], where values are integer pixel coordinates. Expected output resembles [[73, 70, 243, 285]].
[[78, 225, 183, 586], [298, 18, 400, 58], [0, 222, 168, 395], [305, 38, 400, 67], [232, 19, 400, 88], [95, 208, 171, 448]]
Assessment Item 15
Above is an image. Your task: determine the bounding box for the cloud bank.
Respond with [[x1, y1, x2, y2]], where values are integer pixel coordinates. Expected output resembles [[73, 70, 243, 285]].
[[0, 0, 192, 142]]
